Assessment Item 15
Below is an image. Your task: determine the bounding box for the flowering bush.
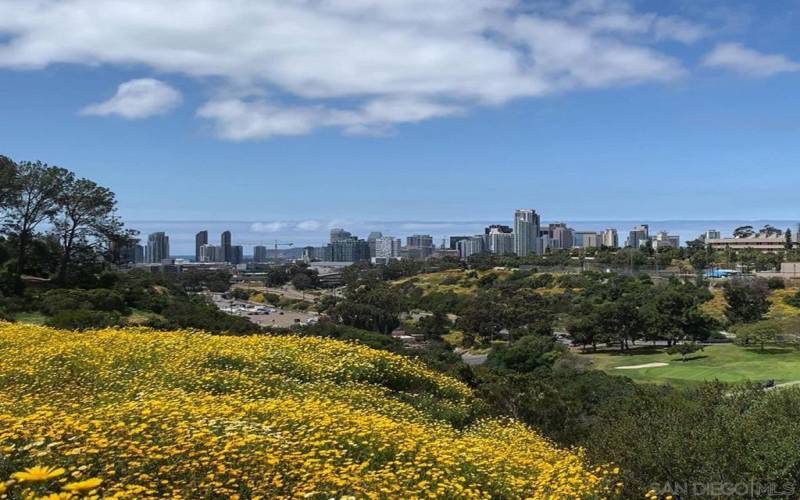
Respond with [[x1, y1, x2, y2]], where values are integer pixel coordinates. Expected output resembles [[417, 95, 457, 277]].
[[0, 322, 618, 498]]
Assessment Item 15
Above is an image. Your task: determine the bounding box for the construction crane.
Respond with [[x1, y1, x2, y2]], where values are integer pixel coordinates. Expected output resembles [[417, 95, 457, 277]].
[[272, 240, 293, 260]]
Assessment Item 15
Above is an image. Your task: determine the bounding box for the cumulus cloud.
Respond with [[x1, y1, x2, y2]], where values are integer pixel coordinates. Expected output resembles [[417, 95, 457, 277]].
[[0, 0, 701, 138], [80, 79, 182, 119], [250, 221, 289, 233], [702, 43, 800, 77], [296, 220, 321, 231]]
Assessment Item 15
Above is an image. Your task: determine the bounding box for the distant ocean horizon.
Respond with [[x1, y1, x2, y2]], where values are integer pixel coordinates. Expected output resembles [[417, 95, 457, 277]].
[[127, 219, 800, 256]]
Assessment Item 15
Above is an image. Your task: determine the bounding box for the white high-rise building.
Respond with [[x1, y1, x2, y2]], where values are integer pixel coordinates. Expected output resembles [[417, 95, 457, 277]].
[[487, 229, 514, 255], [375, 236, 401, 259], [457, 236, 485, 259], [513, 209, 540, 257], [602, 228, 618, 248]]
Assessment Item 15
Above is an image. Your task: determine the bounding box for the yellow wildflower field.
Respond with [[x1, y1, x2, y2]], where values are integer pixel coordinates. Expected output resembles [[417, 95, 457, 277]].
[[0, 322, 618, 498]]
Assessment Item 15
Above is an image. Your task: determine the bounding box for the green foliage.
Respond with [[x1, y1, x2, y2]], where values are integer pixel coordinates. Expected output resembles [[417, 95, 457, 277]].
[[39, 288, 128, 316], [723, 279, 771, 324], [295, 322, 405, 353], [734, 320, 782, 350], [46, 309, 120, 330], [329, 281, 405, 334], [486, 335, 567, 374], [666, 341, 704, 361], [785, 289, 800, 309], [767, 276, 786, 289]]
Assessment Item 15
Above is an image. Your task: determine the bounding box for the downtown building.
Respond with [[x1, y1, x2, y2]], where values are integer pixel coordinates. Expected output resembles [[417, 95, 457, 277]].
[[513, 209, 541, 257], [405, 234, 435, 259], [145, 232, 170, 264], [457, 236, 485, 259], [602, 228, 619, 248], [626, 225, 650, 248], [253, 245, 268, 263], [374, 236, 402, 260], [486, 228, 514, 255], [195, 230, 208, 262]]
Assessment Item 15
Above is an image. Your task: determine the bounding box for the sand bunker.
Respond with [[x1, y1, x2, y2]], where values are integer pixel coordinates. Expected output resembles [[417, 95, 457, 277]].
[[615, 362, 669, 370]]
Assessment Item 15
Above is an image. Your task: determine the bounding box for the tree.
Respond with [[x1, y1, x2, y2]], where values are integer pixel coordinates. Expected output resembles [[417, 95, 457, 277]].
[[666, 341, 704, 362], [786, 228, 794, 250], [1, 161, 71, 290], [0, 156, 17, 209], [723, 279, 771, 324], [51, 177, 119, 285], [330, 281, 406, 334], [733, 225, 755, 238], [734, 320, 781, 350]]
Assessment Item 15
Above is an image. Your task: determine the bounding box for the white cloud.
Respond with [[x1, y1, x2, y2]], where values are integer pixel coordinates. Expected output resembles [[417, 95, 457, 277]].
[[250, 221, 289, 233], [80, 78, 182, 119], [0, 0, 697, 138], [702, 43, 800, 77], [296, 220, 321, 231]]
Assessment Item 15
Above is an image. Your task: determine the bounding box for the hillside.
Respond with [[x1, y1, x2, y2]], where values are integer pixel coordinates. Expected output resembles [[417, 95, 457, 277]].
[[0, 322, 618, 498]]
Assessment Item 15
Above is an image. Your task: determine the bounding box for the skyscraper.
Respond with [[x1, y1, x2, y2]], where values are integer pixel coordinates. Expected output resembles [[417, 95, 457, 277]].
[[626, 225, 649, 248], [375, 236, 401, 259], [330, 228, 352, 243], [145, 232, 170, 263], [195, 230, 208, 262], [367, 231, 383, 258], [221, 231, 232, 263], [548, 223, 573, 250], [513, 209, 540, 257], [602, 228, 619, 248], [487, 229, 514, 255], [406, 234, 434, 258], [231, 245, 244, 265], [253, 245, 268, 263]]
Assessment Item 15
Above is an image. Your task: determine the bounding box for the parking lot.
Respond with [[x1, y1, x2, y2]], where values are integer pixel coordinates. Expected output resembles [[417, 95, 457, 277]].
[[210, 294, 319, 328]]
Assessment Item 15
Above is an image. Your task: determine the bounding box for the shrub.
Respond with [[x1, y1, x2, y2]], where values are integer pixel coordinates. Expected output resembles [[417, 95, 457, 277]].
[[767, 276, 786, 289], [46, 309, 120, 330]]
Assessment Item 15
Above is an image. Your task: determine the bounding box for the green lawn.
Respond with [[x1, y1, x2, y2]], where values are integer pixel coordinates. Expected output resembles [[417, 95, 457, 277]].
[[584, 343, 800, 388], [12, 311, 48, 325]]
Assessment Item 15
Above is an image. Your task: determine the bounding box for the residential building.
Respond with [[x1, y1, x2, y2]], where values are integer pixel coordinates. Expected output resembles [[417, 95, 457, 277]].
[[231, 245, 244, 265], [145, 232, 169, 263], [253, 245, 268, 263], [626, 225, 649, 248], [487, 229, 514, 255], [328, 238, 370, 262], [199, 244, 220, 263], [548, 223, 573, 250], [406, 234, 434, 258], [375, 236, 401, 259], [221, 230, 232, 263], [195, 230, 208, 262], [513, 209, 541, 257], [367, 231, 383, 257], [449, 236, 470, 250], [574, 231, 602, 248], [602, 228, 619, 248], [457, 236, 485, 259], [329, 228, 352, 242]]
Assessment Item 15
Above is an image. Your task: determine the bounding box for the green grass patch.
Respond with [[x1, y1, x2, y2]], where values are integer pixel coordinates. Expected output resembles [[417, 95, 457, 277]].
[[13, 311, 49, 325], [584, 343, 800, 388]]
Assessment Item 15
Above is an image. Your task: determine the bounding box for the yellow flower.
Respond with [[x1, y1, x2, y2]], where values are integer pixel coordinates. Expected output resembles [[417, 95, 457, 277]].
[[63, 477, 103, 492], [11, 465, 66, 482]]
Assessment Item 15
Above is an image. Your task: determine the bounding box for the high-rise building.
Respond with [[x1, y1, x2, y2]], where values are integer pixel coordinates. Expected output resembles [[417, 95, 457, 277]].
[[484, 224, 512, 235], [449, 236, 470, 250], [145, 232, 170, 263], [548, 223, 573, 250], [253, 245, 268, 263], [653, 231, 680, 250], [487, 229, 514, 255], [513, 209, 540, 257], [602, 228, 618, 248], [574, 231, 602, 248], [231, 245, 244, 265], [626, 225, 649, 248], [328, 238, 370, 262], [330, 228, 352, 243], [118, 242, 144, 265], [367, 231, 383, 257], [195, 230, 208, 262], [704, 229, 721, 241], [375, 236, 401, 259], [199, 244, 220, 263], [457, 236, 485, 259], [406, 234, 434, 258], [221, 231, 232, 263]]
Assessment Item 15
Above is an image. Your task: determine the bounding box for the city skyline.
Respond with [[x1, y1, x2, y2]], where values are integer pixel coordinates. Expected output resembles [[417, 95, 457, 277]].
[[2, 1, 800, 222]]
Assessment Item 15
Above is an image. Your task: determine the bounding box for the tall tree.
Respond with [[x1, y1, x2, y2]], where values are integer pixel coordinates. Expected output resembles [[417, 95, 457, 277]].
[[786, 228, 794, 250], [0, 155, 17, 209], [1, 161, 70, 289], [51, 177, 118, 285], [733, 225, 754, 238]]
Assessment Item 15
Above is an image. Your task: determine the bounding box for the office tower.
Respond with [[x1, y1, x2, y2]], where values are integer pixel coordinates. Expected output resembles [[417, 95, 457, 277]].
[[548, 223, 573, 250], [145, 232, 169, 263], [513, 209, 540, 257], [487, 229, 514, 255], [367, 231, 383, 258], [328, 238, 370, 262], [449, 236, 469, 250], [195, 230, 208, 262], [231, 245, 244, 265], [220, 231, 232, 263], [602, 228, 619, 248], [118, 242, 145, 265], [330, 228, 352, 243], [574, 231, 602, 248], [484, 224, 512, 235], [254, 245, 268, 263], [704, 229, 721, 241], [457, 236, 485, 259], [653, 231, 680, 250], [375, 236, 401, 259], [406, 234, 434, 258], [626, 224, 649, 248]]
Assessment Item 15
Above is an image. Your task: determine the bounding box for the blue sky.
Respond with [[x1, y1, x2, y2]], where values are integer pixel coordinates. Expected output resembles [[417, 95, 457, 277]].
[[1, 0, 799, 232]]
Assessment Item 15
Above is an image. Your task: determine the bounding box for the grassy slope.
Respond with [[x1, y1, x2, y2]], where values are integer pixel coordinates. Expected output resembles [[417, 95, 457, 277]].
[[585, 344, 800, 388]]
